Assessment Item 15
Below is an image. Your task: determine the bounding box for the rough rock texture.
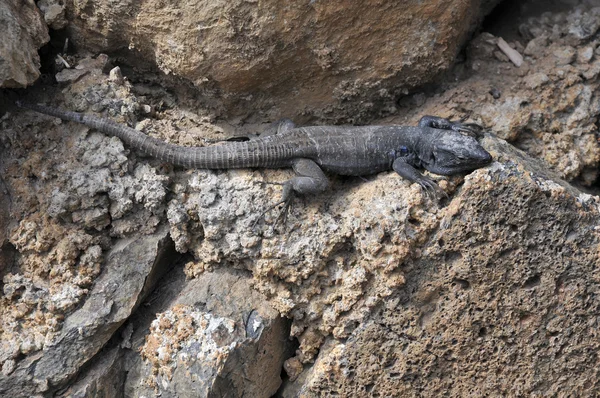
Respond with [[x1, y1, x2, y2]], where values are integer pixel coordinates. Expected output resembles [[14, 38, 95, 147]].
[[0, 225, 173, 397], [63, 0, 501, 121], [0, 66, 174, 396], [393, 2, 600, 186], [281, 136, 600, 397], [124, 270, 289, 398], [2, 1, 600, 397], [0, 0, 49, 88]]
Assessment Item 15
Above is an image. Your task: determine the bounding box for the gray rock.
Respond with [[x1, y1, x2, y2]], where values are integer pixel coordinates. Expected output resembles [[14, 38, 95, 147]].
[[0, 227, 174, 397], [124, 269, 290, 398], [0, 0, 49, 87]]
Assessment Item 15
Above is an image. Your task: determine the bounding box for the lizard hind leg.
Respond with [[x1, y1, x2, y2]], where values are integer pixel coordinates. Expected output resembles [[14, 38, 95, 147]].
[[226, 119, 297, 143], [254, 158, 329, 229]]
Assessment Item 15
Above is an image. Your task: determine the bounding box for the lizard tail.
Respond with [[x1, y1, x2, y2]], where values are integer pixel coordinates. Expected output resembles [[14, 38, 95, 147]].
[[16, 101, 291, 170]]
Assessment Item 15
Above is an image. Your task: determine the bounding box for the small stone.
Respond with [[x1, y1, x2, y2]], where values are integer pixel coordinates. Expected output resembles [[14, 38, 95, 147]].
[[577, 46, 594, 64], [2, 359, 16, 376], [489, 88, 501, 99], [140, 104, 152, 114], [108, 66, 125, 85], [284, 356, 304, 382], [582, 59, 600, 80], [37, 0, 67, 30], [524, 72, 549, 89], [524, 35, 549, 57], [552, 46, 576, 65], [55, 68, 89, 84]]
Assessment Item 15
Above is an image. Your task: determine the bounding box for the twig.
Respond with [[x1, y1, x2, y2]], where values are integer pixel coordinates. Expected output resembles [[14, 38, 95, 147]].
[[56, 54, 71, 69]]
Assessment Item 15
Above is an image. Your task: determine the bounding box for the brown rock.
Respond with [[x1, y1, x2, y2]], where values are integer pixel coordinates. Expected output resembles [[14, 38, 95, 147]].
[[64, 0, 501, 120], [282, 136, 600, 397]]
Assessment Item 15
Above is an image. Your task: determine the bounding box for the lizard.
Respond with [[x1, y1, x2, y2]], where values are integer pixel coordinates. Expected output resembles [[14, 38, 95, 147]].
[[16, 101, 492, 216]]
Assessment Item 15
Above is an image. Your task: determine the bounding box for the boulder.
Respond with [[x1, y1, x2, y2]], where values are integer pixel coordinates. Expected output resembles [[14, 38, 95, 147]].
[[0, 0, 49, 87], [64, 0, 501, 120]]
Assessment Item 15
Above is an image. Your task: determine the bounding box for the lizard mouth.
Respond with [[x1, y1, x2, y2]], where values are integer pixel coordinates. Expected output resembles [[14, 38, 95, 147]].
[[470, 147, 493, 165]]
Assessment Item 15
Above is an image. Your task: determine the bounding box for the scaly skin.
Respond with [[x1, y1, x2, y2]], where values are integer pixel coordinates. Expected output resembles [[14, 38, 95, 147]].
[[16, 101, 492, 205]]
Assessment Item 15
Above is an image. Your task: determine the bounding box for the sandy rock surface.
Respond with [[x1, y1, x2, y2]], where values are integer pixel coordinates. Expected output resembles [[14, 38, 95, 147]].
[[282, 137, 600, 396], [61, 0, 501, 121]]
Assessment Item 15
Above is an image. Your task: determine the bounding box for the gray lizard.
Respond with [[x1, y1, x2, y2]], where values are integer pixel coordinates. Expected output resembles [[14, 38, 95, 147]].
[[16, 101, 492, 212]]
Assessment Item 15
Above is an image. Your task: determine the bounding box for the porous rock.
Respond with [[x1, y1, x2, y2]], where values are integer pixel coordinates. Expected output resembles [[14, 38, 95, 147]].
[[0, 68, 172, 396], [0, 0, 49, 87], [168, 164, 442, 364], [280, 136, 600, 397], [64, 0, 501, 121]]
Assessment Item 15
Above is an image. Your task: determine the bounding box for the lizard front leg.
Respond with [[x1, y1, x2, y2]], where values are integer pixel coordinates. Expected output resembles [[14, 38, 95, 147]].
[[392, 157, 444, 198]]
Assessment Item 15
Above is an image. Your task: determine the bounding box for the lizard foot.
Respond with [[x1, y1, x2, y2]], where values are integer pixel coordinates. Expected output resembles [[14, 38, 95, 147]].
[[451, 122, 484, 139], [252, 183, 295, 230], [417, 178, 448, 200], [251, 197, 293, 230]]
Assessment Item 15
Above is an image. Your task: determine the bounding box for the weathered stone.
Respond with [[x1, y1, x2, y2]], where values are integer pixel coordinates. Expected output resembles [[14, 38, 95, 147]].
[[281, 135, 600, 397], [55, 346, 125, 398], [553, 46, 576, 65], [3, 2, 600, 397], [523, 72, 550, 89], [64, 0, 501, 121], [0, 0, 49, 87], [124, 269, 289, 398], [0, 226, 174, 397], [38, 0, 67, 30], [577, 45, 595, 63]]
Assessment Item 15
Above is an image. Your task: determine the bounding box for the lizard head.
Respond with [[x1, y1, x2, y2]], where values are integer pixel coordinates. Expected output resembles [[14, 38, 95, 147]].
[[422, 131, 492, 176]]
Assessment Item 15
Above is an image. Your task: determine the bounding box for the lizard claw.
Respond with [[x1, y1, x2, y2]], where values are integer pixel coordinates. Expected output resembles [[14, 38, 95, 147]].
[[252, 182, 294, 230], [417, 178, 447, 200], [453, 123, 484, 139]]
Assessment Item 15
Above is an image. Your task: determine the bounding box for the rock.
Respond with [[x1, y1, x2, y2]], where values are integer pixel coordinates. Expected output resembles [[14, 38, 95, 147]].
[[524, 35, 549, 57], [55, 346, 125, 398], [124, 269, 289, 398], [55, 54, 110, 84], [0, 0, 49, 87], [577, 45, 594, 63], [37, 0, 67, 30], [0, 226, 174, 397], [552, 46, 576, 65], [3, 1, 600, 396], [64, 0, 502, 121], [108, 66, 125, 86], [0, 178, 14, 280], [523, 72, 549, 89], [566, 6, 600, 40], [411, 5, 600, 187], [281, 135, 600, 396]]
